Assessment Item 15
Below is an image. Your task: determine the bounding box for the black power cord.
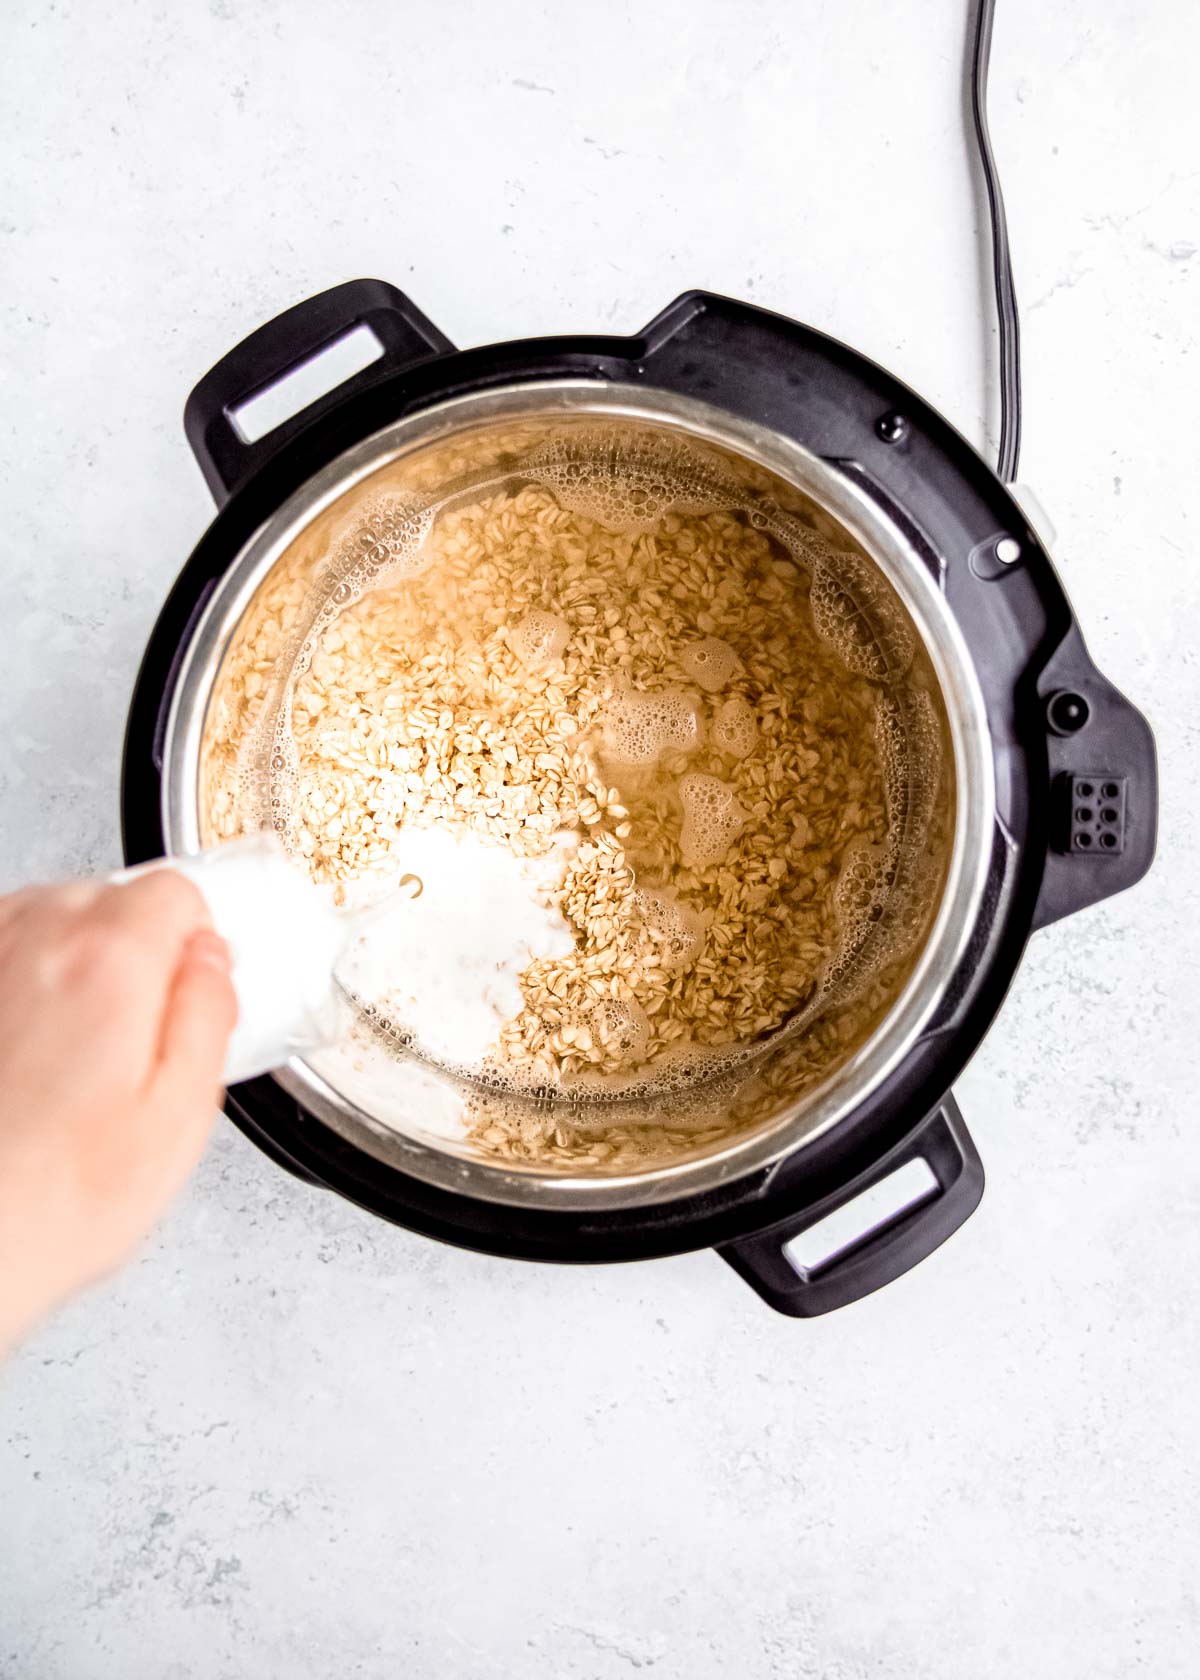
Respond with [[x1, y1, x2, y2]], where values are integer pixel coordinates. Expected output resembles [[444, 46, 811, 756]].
[[970, 0, 1022, 483]]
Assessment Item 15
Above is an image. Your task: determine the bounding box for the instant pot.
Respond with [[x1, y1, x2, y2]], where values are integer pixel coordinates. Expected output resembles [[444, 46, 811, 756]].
[[122, 279, 1156, 1315]]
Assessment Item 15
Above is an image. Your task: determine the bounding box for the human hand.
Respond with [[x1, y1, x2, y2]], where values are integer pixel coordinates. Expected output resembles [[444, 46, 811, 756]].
[[0, 872, 238, 1353]]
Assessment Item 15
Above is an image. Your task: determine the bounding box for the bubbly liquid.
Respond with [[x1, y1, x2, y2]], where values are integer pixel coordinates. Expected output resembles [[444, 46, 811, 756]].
[[224, 425, 949, 1129]]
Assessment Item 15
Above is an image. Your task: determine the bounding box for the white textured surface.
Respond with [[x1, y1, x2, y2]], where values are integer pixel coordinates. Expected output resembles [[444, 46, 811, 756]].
[[1, 0, 1197, 1674]]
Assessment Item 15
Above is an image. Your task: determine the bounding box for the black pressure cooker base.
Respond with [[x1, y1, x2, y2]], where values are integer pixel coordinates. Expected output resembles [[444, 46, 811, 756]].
[[220, 1073, 985, 1318], [122, 279, 1156, 1315]]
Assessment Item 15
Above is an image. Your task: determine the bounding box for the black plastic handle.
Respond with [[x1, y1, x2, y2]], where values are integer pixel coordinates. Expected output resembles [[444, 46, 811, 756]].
[[183, 279, 456, 506], [718, 1095, 984, 1317]]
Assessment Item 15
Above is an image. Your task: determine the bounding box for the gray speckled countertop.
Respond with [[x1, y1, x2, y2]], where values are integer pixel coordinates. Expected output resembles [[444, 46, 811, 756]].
[[1, 1, 1197, 1675]]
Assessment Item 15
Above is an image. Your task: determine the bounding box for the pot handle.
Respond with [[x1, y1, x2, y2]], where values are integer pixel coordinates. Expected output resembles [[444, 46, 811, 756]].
[[718, 1095, 984, 1317], [183, 279, 456, 506]]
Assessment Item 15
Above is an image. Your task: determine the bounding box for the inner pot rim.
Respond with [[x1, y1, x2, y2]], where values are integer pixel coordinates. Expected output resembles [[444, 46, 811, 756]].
[[162, 379, 995, 1211]]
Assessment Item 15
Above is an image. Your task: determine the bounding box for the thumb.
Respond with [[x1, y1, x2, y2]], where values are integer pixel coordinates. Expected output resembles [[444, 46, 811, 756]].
[[151, 930, 239, 1115]]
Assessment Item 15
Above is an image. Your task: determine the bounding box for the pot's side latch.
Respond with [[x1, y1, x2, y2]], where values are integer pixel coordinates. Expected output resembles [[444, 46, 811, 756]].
[[1031, 627, 1156, 929]]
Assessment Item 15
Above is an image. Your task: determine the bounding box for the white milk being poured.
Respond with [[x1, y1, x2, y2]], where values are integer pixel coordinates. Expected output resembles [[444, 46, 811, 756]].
[[135, 830, 574, 1084], [334, 826, 576, 1072]]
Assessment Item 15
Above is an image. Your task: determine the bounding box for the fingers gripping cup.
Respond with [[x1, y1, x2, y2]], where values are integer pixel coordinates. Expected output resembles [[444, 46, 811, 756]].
[[116, 836, 357, 1084]]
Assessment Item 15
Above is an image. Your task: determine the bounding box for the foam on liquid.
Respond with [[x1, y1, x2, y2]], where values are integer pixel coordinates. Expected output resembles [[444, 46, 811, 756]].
[[712, 695, 759, 760], [631, 887, 706, 973], [510, 610, 570, 668], [678, 773, 748, 869], [597, 687, 704, 766], [588, 998, 651, 1064], [681, 636, 742, 693]]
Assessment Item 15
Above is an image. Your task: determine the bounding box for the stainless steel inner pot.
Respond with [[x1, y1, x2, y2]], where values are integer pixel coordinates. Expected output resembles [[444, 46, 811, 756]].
[[162, 381, 995, 1211]]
